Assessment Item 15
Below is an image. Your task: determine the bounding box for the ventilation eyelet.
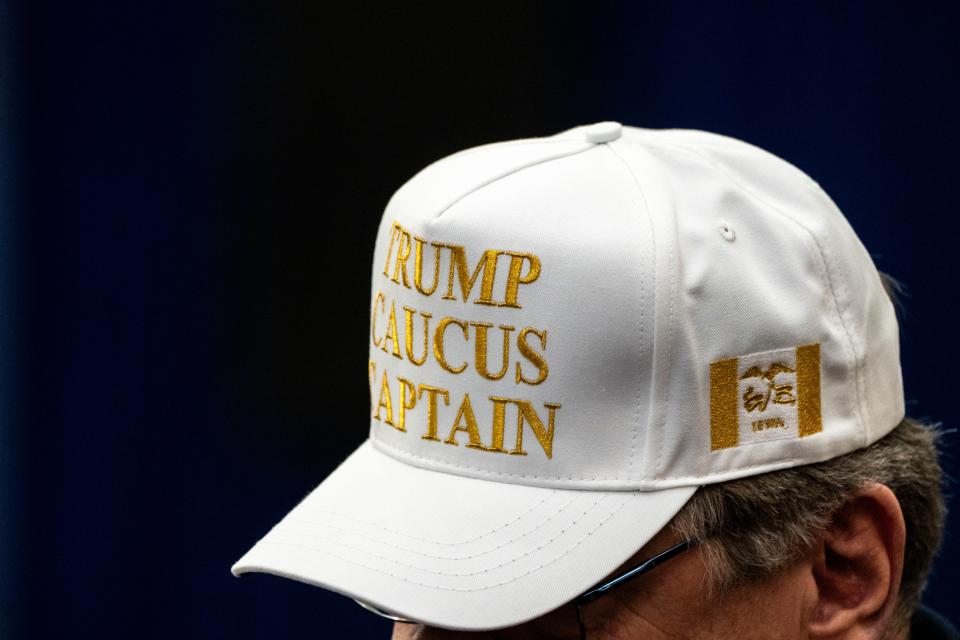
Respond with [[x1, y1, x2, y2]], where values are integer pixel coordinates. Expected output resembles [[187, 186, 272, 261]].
[[719, 220, 736, 242]]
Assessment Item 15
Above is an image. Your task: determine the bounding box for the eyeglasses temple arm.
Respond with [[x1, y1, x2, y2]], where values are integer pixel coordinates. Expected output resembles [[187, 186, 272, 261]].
[[574, 538, 698, 606]]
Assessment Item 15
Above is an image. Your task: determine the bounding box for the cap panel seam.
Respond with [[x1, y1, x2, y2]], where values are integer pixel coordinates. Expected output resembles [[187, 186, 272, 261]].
[[430, 143, 595, 219], [412, 137, 590, 173], [431, 137, 594, 165], [603, 141, 658, 483], [639, 140, 866, 444], [799, 183, 877, 445], [388, 138, 595, 210]]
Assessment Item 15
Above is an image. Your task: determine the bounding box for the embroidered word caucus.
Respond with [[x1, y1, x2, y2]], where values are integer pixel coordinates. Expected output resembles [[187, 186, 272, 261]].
[[369, 221, 561, 460]]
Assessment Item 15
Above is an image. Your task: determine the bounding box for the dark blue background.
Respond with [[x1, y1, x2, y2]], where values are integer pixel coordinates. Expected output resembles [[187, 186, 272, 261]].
[[2, 2, 957, 638]]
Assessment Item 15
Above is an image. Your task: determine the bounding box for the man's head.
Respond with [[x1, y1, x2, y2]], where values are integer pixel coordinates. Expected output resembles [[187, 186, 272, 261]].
[[233, 123, 946, 639], [392, 415, 944, 639]]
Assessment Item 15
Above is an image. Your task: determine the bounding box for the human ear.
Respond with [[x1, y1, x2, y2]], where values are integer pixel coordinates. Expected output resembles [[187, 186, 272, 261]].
[[807, 483, 906, 639]]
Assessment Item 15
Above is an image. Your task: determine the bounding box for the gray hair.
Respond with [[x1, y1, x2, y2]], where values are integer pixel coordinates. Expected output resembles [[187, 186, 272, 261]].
[[670, 272, 946, 631], [670, 417, 944, 629]]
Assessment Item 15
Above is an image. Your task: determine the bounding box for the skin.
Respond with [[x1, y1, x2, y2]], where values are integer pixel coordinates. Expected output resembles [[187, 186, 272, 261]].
[[391, 483, 907, 640]]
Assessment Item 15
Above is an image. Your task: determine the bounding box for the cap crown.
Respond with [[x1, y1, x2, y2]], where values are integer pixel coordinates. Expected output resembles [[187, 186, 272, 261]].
[[366, 124, 903, 489]]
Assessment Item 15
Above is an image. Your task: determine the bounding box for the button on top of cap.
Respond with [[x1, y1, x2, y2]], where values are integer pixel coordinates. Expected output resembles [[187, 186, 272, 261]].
[[583, 121, 622, 143]]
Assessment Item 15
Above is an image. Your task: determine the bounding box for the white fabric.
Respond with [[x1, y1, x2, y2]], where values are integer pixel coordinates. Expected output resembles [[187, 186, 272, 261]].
[[232, 123, 904, 629], [234, 442, 694, 630]]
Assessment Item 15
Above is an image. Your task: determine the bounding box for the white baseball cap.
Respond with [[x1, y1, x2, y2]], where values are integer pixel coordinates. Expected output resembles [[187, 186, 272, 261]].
[[231, 122, 904, 630]]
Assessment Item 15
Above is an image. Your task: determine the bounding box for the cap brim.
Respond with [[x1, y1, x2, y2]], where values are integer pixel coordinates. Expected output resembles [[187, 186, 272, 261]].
[[232, 440, 695, 631]]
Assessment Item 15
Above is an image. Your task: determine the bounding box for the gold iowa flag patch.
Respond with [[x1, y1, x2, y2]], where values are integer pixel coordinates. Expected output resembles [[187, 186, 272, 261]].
[[710, 343, 822, 451]]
